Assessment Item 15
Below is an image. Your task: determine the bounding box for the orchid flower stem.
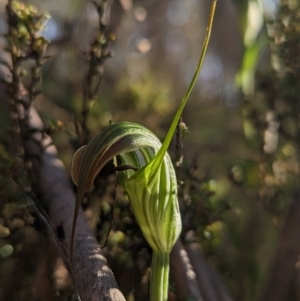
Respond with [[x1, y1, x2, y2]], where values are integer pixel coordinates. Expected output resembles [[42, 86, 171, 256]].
[[151, 252, 170, 301]]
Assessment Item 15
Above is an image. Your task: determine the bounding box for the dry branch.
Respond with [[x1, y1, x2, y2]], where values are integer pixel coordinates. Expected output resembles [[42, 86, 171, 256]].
[[186, 243, 234, 301], [170, 240, 234, 301], [258, 191, 300, 301], [0, 79, 125, 301], [28, 106, 126, 301], [170, 240, 204, 300]]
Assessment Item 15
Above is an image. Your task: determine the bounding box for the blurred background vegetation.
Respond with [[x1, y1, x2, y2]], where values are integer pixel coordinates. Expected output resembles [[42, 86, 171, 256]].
[[1, 0, 300, 300]]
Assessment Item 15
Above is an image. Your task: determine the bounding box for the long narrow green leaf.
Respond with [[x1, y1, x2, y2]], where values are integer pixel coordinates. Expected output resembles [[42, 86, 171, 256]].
[[153, 0, 218, 171]]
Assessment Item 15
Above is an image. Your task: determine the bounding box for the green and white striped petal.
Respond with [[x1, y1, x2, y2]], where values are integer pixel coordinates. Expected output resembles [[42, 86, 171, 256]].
[[71, 121, 181, 256], [70, 1, 218, 300]]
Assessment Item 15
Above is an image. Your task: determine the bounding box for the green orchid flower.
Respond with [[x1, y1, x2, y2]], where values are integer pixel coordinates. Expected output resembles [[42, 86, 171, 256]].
[[70, 1, 217, 300]]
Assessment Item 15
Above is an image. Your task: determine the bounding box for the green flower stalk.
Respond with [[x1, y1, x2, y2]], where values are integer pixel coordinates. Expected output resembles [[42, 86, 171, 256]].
[[70, 1, 218, 300]]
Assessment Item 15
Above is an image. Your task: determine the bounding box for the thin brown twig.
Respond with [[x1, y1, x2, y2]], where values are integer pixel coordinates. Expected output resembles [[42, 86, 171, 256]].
[[79, 0, 114, 146]]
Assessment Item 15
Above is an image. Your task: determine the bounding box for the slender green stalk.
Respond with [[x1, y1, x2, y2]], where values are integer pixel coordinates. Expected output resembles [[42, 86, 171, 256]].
[[151, 252, 170, 301]]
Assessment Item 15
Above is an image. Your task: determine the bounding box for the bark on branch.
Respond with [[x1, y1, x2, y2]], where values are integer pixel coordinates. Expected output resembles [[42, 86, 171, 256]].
[[170, 240, 234, 301], [0, 80, 126, 301], [258, 191, 300, 301], [29, 107, 126, 301]]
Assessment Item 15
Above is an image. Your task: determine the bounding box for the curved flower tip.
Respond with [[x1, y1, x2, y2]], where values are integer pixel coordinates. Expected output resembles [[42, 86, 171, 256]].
[[71, 145, 89, 189], [69, 121, 182, 260]]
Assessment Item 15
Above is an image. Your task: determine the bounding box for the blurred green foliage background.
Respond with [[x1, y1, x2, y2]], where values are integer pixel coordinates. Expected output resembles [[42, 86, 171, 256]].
[[1, 0, 300, 300]]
